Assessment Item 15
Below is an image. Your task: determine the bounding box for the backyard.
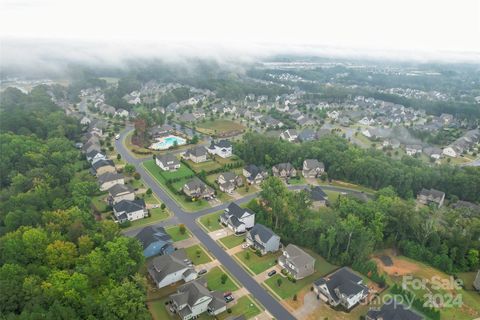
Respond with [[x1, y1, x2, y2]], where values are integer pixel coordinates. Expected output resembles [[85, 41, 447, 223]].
[[205, 266, 239, 293]]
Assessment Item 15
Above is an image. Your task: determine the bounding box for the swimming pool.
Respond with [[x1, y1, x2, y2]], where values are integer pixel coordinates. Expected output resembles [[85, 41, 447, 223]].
[[149, 135, 187, 150]]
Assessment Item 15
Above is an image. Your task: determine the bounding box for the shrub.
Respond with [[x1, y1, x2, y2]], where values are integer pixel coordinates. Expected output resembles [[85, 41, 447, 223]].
[[179, 224, 186, 235]]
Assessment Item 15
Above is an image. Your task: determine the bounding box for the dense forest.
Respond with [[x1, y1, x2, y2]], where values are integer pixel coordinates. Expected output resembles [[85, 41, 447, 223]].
[[248, 177, 480, 274], [234, 133, 480, 202], [0, 88, 149, 319]]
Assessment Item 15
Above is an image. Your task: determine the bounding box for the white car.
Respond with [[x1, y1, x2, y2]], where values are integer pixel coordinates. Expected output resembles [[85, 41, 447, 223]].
[[241, 243, 249, 249], [115, 134, 120, 140]]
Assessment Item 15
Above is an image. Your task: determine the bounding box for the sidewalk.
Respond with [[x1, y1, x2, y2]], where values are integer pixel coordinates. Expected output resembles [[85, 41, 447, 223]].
[[208, 227, 233, 240], [174, 236, 200, 249]]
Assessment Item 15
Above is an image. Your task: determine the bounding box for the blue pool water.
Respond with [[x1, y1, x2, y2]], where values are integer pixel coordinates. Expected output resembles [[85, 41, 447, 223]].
[[149, 135, 187, 150]]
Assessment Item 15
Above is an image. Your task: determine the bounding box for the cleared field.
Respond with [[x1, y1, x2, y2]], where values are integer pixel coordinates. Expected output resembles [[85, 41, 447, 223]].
[[185, 244, 211, 265], [235, 250, 281, 275], [205, 266, 239, 292], [198, 210, 224, 232], [196, 120, 245, 136], [165, 225, 191, 242], [185, 159, 222, 174], [218, 234, 245, 249]]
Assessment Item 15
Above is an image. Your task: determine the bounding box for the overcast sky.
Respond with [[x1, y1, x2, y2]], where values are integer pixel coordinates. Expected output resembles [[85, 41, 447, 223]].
[[1, 0, 479, 63]]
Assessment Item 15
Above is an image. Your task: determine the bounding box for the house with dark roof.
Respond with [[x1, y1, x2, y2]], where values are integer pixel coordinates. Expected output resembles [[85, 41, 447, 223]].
[[309, 186, 328, 208], [148, 249, 198, 288], [135, 226, 175, 258], [216, 172, 243, 194], [280, 129, 298, 142], [98, 172, 125, 191], [156, 154, 181, 171], [298, 129, 317, 142], [243, 164, 268, 185], [246, 224, 281, 255], [92, 159, 116, 176], [314, 267, 369, 310], [220, 203, 255, 234], [302, 159, 325, 178], [113, 199, 147, 223], [366, 300, 423, 320], [86, 149, 106, 163], [183, 177, 215, 200], [169, 279, 226, 320], [278, 244, 315, 279], [272, 163, 297, 180], [183, 146, 209, 163], [208, 140, 233, 158], [416, 188, 445, 208], [108, 184, 135, 204]]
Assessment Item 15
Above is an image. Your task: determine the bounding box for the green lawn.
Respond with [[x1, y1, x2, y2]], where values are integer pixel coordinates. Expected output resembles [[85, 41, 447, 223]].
[[91, 193, 109, 212], [205, 266, 238, 292], [198, 210, 224, 232], [148, 298, 172, 320], [186, 159, 222, 174], [287, 176, 306, 185], [196, 119, 245, 136], [223, 296, 261, 320], [235, 250, 281, 275], [165, 225, 191, 242], [218, 234, 245, 249], [184, 244, 212, 265], [142, 161, 210, 212], [123, 208, 170, 230], [324, 190, 341, 204], [143, 159, 195, 182], [264, 249, 338, 299], [127, 178, 144, 189], [456, 272, 477, 291]]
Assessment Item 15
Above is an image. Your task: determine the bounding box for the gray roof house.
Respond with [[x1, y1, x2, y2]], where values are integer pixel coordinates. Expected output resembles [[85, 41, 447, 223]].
[[183, 177, 215, 200], [217, 172, 243, 194], [302, 159, 325, 178], [98, 172, 124, 191], [135, 226, 175, 258], [309, 186, 328, 208], [243, 164, 268, 185], [148, 249, 198, 289], [416, 188, 445, 208], [280, 129, 298, 142], [272, 163, 297, 180], [366, 300, 423, 320], [92, 159, 116, 175], [156, 154, 181, 171], [314, 267, 369, 310], [113, 199, 147, 223], [298, 129, 317, 142], [451, 200, 480, 213], [278, 244, 315, 279], [246, 224, 281, 255], [183, 146, 209, 163], [169, 279, 226, 320], [220, 203, 255, 234], [108, 184, 135, 204]]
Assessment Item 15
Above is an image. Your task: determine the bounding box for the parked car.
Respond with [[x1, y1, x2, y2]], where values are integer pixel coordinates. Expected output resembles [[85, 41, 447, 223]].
[[198, 269, 207, 275], [115, 134, 120, 140], [241, 243, 249, 249], [267, 270, 277, 277], [224, 295, 234, 303]]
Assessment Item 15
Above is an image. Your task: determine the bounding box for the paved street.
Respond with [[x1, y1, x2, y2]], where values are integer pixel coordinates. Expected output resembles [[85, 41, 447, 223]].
[[115, 126, 296, 320]]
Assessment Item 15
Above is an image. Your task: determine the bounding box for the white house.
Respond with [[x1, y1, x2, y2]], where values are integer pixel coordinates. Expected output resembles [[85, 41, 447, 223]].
[[148, 249, 198, 289], [208, 140, 232, 158], [405, 145, 422, 156], [98, 172, 125, 191], [156, 154, 181, 171], [113, 199, 147, 223], [220, 203, 255, 234], [280, 129, 298, 142]]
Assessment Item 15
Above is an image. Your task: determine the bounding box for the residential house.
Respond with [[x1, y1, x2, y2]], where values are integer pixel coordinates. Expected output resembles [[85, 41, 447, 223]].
[[98, 172, 125, 191], [423, 147, 442, 160], [183, 146, 209, 163], [86, 150, 106, 163], [314, 267, 369, 310], [156, 154, 181, 171], [148, 249, 198, 288], [246, 224, 281, 255], [115, 109, 129, 118], [113, 199, 147, 223], [243, 164, 268, 185], [92, 159, 116, 176], [302, 159, 325, 178], [298, 129, 317, 142], [405, 144, 422, 156], [108, 184, 135, 204], [150, 124, 174, 138], [280, 129, 298, 142], [220, 203, 255, 234], [278, 244, 315, 280], [272, 163, 297, 180], [135, 226, 175, 258], [169, 279, 226, 320], [451, 200, 480, 213], [80, 116, 91, 125], [309, 186, 328, 208], [416, 188, 445, 208], [366, 300, 423, 320], [217, 172, 243, 194], [208, 140, 233, 158], [183, 177, 215, 200], [383, 138, 400, 149]]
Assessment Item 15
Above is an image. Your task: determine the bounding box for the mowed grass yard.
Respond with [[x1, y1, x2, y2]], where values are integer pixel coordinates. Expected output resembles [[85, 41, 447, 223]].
[[264, 249, 338, 299], [218, 234, 245, 249], [142, 159, 210, 211], [235, 250, 281, 275], [165, 225, 191, 242], [198, 210, 224, 232], [184, 244, 212, 265], [143, 159, 194, 183], [195, 119, 245, 136], [185, 159, 222, 174], [205, 266, 238, 293]]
